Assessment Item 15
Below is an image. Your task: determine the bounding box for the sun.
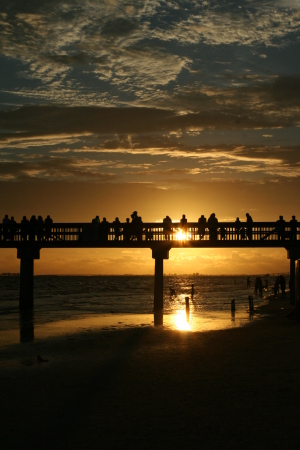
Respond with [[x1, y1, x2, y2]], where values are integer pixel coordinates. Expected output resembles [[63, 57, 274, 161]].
[[176, 229, 186, 240], [174, 229, 191, 241]]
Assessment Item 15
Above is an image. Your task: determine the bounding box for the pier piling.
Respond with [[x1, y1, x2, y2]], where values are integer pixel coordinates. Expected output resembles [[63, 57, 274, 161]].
[[17, 246, 40, 310], [152, 246, 170, 312]]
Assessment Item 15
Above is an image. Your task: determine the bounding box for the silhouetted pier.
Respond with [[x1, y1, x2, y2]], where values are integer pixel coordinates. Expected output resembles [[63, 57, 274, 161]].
[[1, 218, 300, 312]]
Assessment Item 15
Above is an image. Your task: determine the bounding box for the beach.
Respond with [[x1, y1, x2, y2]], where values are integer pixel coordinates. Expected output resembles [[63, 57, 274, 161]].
[[1, 295, 300, 449]]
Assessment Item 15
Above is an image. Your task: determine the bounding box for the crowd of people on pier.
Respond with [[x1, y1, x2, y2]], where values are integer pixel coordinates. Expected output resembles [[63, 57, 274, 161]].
[[1, 214, 53, 242], [0, 212, 298, 242]]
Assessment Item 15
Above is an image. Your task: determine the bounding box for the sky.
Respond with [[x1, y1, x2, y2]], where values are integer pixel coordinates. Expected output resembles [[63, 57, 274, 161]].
[[0, 0, 300, 275]]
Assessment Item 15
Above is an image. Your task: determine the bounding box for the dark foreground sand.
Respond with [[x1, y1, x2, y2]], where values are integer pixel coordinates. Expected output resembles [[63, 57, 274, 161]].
[[1, 297, 300, 450]]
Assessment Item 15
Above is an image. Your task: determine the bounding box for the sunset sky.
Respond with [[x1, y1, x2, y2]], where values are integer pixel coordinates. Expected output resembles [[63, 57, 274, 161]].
[[0, 0, 300, 275]]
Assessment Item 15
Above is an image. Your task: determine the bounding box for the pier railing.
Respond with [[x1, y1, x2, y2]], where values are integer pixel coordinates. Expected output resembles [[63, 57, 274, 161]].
[[0, 221, 298, 248]]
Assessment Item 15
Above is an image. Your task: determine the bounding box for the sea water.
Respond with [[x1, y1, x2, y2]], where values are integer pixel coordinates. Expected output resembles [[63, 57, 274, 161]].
[[0, 274, 276, 345]]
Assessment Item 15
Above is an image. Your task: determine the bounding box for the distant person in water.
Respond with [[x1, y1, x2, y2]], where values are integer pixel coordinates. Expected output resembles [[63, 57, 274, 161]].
[[191, 284, 195, 299], [247, 277, 251, 288], [279, 275, 286, 298]]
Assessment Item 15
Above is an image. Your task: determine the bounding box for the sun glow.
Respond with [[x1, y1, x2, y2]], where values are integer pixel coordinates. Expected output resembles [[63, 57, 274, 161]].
[[174, 310, 191, 331], [174, 229, 191, 241]]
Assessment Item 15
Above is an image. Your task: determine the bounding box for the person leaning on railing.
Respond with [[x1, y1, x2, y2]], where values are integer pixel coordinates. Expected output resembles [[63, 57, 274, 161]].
[[290, 216, 297, 241]]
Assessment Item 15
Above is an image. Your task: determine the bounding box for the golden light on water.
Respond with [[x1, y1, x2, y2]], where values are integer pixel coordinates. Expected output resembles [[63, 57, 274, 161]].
[[174, 310, 191, 331]]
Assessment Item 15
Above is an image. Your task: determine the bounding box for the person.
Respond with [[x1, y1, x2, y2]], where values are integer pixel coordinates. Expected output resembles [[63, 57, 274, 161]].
[[2, 214, 10, 241], [247, 277, 251, 288], [130, 211, 143, 241], [279, 275, 286, 298], [112, 217, 121, 240], [254, 276, 263, 297], [123, 218, 131, 241], [21, 216, 30, 241], [169, 287, 176, 297], [163, 215, 173, 240], [10, 216, 17, 241], [240, 227, 246, 240], [274, 277, 279, 297], [246, 213, 253, 241], [276, 215, 286, 241], [29, 215, 38, 242], [290, 215, 297, 241], [264, 279, 268, 291], [191, 284, 195, 299], [100, 217, 110, 242], [198, 215, 206, 240], [92, 215, 100, 224], [220, 226, 226, 240], [45, 215, 53, 241], [235, 217, 241, 240], [180, 214, 187, 232], [37, 216, 44, 241], [207, 213, 218, 240]]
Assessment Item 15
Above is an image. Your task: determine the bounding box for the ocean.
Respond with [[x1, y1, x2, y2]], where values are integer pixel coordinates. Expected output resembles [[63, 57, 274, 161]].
[[0, 274, 278, 345]]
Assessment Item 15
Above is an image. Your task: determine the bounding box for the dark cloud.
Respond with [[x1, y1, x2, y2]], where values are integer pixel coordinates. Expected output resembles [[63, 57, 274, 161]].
[[101, 18, 140, 38]]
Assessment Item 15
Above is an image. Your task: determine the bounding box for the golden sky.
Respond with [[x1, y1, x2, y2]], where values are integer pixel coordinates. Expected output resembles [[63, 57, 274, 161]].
[[0, 1, 299, 275]]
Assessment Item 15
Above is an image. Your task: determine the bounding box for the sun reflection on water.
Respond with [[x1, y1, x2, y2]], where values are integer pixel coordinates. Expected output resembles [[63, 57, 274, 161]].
[[174, 310, 191, 331]]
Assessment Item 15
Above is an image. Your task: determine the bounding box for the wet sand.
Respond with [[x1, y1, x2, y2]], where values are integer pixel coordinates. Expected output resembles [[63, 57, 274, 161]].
[[1, 295, 300, 449]]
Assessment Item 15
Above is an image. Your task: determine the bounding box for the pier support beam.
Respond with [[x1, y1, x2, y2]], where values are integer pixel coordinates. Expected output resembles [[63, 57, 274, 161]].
[[290, 258, 296, 305], [152, 246, 170, 313], [287, 246, 300, 307], [17, 246, 40, 310]]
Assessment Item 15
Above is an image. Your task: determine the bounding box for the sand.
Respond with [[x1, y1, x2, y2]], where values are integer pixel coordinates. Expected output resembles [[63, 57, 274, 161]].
[[1, 296, 300, 450]]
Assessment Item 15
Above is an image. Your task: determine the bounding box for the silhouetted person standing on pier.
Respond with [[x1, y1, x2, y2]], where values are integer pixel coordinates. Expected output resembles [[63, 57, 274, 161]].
[[29, 215, 38, 242], [235, 217, 241, 240], [246, 213, 253, 241], [130, 211, 143, 241], [180, 214, 187, 232], [21, 216, 29, 241], [276, 215, 286, 241], [2, 214, 9, 241], [10, 216, 17, 241], [113, 217, 121, 240], [198, 215, 206, 240], [123, 218, 131, 242], [207, 213, 218, 240], [37, 216, 44, 241], [290, 215, 297, 241], [163, 215, 173, 240], [45, 215, 53, 241], [100, 217, 110, 242], [92, 215, 100, 224]]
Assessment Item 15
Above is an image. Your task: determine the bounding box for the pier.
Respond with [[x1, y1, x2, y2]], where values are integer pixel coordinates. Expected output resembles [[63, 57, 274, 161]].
[[1, 217, 300, 311]]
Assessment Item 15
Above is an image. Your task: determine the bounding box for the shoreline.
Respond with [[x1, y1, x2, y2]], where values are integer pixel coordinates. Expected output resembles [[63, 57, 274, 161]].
[[1, 294, 300, 449]]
